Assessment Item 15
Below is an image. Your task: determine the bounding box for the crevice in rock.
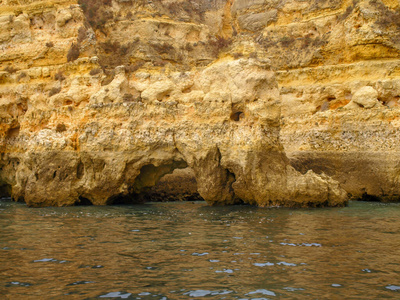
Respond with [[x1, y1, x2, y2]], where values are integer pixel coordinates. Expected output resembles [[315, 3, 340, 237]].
[[226, 169, 236, 194], [230, 103, 244, 122], [0, 183, 11, 199], [214, 147, 242, 205], [6, 125, 20, 139], [360, 192, 381, 202], [226, 168, 243, 204], [230, 111, 244, 121], [76, 160, 84, 179], [56, 123, 67, 133], [13, 195, 25, 203], [75, 196, 93, 206]]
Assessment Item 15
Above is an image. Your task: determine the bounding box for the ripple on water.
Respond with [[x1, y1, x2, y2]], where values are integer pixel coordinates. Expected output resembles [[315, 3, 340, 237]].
[[2, 200, 400, 299], [253, 262, 274, 267], [280, 242, 321, 247], [386, 285, 400, 291], [246, 289, 276, 296], [215, 269, 234, 273], [362, 268, 372, 273], [6, 282, 32, 287], [99, 292, 132, 298], [192, 252, 209, 256], [283, 287, 305, 292], [33, 258, 57, 262], [66, 281, 94, 286], [277, 261, 297, 266], [184, 290, 233, 297]]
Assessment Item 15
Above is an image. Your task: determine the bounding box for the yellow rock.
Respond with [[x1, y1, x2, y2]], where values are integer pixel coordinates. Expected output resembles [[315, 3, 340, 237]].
[[1, 0, 400, 206]]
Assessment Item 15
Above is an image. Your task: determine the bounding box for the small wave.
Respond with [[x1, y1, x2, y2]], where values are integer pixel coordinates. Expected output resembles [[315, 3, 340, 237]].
[[192, 252, 209, 256], [253, 262, 274, 267], [184, 290, 232, 297], [33, 258, 57, 262], [246, 289, 276, 296], [99, 292, 132, 298], [386, 285, 400, 291]]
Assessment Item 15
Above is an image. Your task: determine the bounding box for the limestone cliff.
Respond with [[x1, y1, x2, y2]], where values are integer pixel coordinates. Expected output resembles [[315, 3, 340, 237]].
[[1, 0, 399, 206]]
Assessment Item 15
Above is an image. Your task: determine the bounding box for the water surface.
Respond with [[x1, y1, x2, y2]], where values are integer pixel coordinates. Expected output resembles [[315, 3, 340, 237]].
[[1, 199, 400, 299]]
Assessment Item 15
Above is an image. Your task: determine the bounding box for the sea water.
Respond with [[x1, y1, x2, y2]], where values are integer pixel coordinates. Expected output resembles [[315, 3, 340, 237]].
[[1, 199, 399, 299]]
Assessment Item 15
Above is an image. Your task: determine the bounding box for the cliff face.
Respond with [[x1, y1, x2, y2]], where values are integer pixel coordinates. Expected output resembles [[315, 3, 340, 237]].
[[274, 0, 400, 201], [0, 0, 399, 206]]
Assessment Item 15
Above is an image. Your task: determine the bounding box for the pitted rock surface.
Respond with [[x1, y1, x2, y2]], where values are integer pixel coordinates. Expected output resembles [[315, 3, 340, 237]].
[[1, 0, 400, 205]]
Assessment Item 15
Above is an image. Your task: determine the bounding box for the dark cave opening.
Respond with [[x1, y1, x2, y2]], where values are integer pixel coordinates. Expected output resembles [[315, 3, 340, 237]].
[[136, 168, 204, 202], [107, 162, 204, 205], [360, 192, 381, 202], [0, 183, 11, 199], [75, 196, 94, 206]]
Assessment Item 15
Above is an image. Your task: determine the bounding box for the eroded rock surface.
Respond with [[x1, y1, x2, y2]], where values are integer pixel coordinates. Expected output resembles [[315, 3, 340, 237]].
[[2, 0, 400, 206], [0, 53, 347, 207], [140, 168, 203, 202]]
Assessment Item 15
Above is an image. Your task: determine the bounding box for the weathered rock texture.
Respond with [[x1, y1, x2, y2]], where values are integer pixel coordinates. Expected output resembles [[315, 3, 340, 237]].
[[1, 0, 399, 206], [140, 168, 203, 202], [275, 0, 400, 202]]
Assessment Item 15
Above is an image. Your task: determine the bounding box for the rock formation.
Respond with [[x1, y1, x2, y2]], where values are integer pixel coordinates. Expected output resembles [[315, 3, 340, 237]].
[[1, 0, 399, 206]]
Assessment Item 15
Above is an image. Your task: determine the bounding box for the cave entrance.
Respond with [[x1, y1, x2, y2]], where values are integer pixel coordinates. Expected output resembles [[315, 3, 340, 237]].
[[109, 160, 204, 205], [0, 183, 11, 199], [138, 167, 204, 202]]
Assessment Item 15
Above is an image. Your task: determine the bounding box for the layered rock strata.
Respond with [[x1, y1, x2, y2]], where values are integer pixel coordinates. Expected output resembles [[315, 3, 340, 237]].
[[0, 52, 347, 207], [1, 0, 399, 206]]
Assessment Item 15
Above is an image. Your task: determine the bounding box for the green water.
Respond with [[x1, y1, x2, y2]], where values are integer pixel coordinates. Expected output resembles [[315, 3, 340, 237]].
[[1, 199, 400, 299]]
